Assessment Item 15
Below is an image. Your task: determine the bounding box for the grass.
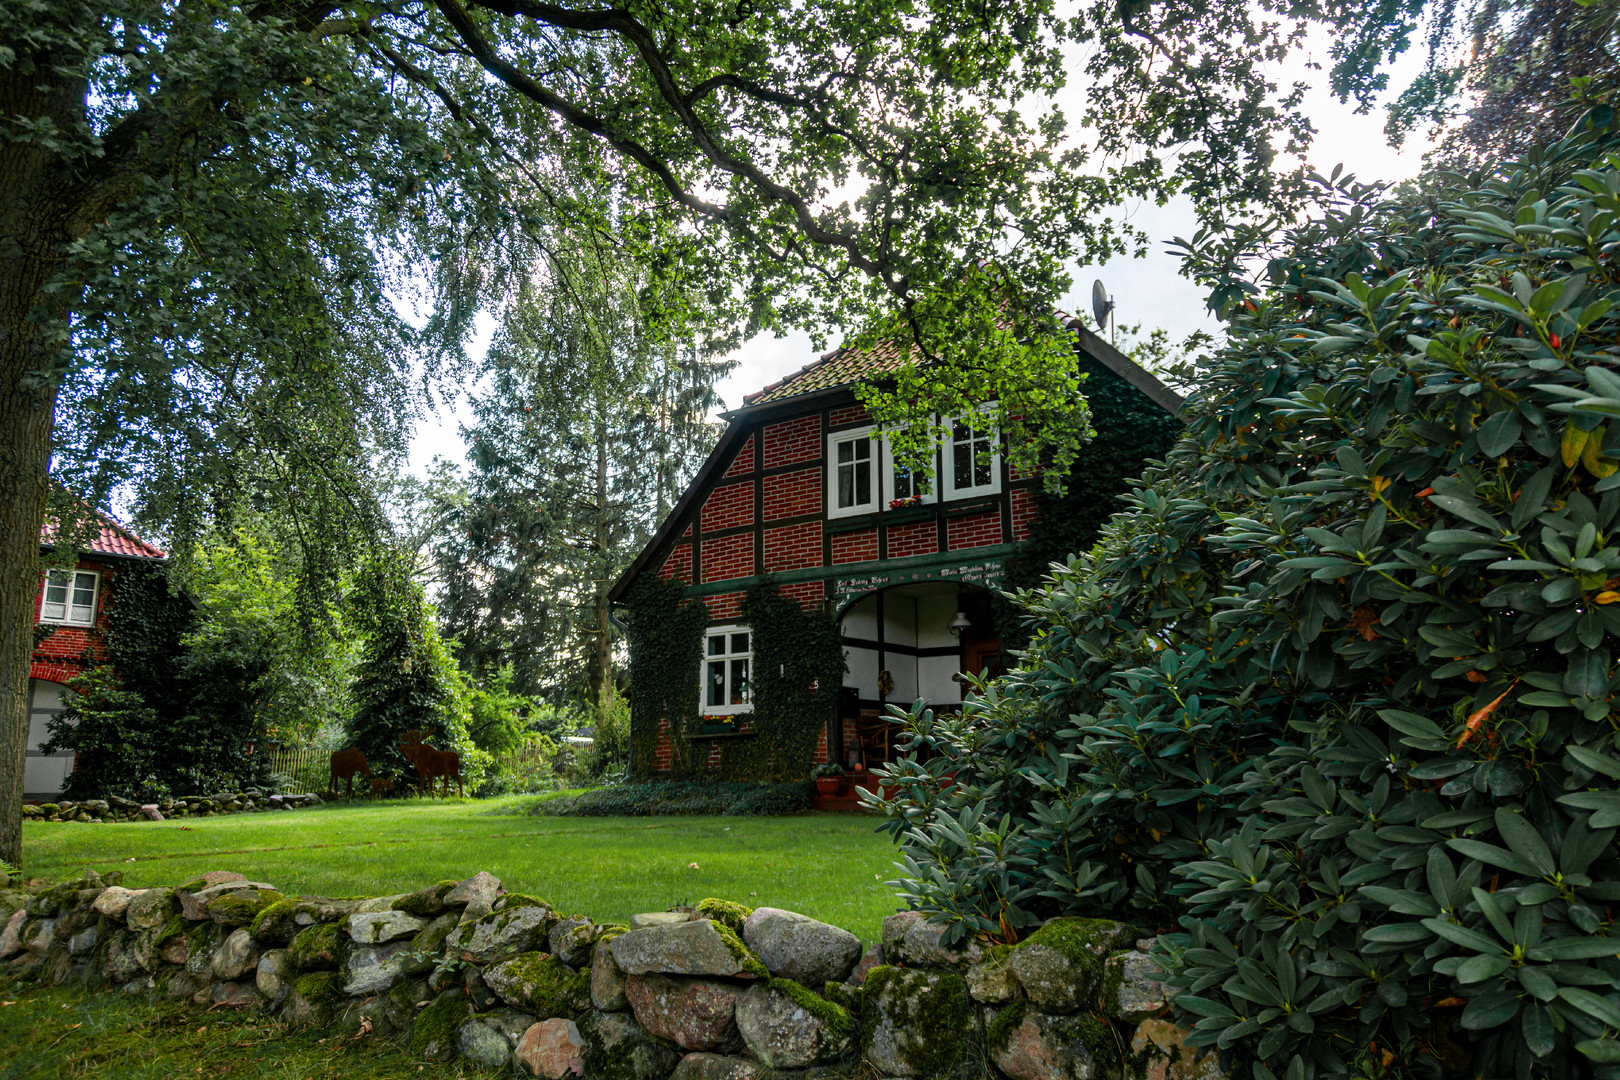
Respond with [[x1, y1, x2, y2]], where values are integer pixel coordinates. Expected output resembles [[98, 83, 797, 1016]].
[[21, 797, 903, 944], [0, 980, 486, 1080]]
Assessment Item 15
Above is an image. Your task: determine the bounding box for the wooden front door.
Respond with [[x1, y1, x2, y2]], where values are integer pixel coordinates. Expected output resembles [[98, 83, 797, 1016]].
[[963, 637, 1005, 681]]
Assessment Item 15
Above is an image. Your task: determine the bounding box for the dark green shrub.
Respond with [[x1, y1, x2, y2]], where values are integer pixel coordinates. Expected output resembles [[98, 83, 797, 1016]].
[[534, 780, 813, 817], [43, 668, 166, 800], [869, 118, 1620, 1078]]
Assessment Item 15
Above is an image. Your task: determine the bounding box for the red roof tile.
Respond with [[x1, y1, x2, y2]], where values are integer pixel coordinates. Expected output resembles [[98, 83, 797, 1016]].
[[739, 309, 1096, 407], [42, 507, 166, 561]]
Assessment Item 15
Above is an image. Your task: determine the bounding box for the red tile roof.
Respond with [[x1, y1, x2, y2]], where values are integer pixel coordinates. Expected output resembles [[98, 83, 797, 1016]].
[[42, 507, 166, 561], [742, 337, 915, 406], [739, 310, 1100, 407]]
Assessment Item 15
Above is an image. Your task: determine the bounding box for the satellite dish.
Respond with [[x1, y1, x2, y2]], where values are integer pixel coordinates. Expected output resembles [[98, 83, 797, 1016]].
[[1091, 279, 1114, 334]]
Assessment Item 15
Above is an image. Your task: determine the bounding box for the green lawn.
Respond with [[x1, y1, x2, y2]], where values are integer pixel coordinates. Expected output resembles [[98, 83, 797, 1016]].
[[20, 799, 904, 944]]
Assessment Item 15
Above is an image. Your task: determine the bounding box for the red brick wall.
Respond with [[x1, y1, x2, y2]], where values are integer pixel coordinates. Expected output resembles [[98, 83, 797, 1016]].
[[701, 481, 755, 533], [651, 712, 670, 773], [948, 511, 1002, 550], [659, 544, 692, 583], [778, 580, 824, 610], [888, 521, 938, 559], [829, 404, 871, 428], [705, 590, 745, 621], [1010, 488, 1037, 541], [724, 436, 756, 478], [831, 529, 878, 565], [31, 558, 112, 684], [762, 467, 821, 521], [764, 521, 823, 573], [701, 534, 754, 583], [763, 415, 821, 469]]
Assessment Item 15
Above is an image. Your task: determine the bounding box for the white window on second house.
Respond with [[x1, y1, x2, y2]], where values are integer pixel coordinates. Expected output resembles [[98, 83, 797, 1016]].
[[828, 429, 877, 517], [703, 627, 752, 713], [882, 435, 937, 507], [40, 570, 98, 626], [944, 414, 999, 499]]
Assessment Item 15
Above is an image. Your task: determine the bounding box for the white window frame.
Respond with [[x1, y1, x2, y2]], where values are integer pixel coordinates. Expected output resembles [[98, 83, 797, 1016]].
[[942, 410, 1001, 501], [39, 569, 99, 627], [880, 431, 939, 508], [827, 427, 879, 518], [701, 624, 754, 715]]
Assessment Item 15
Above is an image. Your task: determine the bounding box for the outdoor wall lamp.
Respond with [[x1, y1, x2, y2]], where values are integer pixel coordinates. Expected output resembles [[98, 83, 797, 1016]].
[[949, 610, 972, 638]]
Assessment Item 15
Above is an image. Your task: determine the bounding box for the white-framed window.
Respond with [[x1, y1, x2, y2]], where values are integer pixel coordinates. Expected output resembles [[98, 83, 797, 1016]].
[[828, 428, 878, 517], [881, 436, 938, 508], [943, 412, 1000, 500], [40, 569, 98, 626], [702, 626, 753, 714]]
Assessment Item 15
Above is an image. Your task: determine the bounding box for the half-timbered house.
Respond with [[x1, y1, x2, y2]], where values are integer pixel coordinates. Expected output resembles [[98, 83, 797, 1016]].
[[27, 510, 168, 800], [608, 317, 1182, 801]]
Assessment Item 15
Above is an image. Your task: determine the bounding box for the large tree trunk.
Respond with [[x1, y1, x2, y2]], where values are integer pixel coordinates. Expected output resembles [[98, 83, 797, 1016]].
[[0, 65, 80, 869]]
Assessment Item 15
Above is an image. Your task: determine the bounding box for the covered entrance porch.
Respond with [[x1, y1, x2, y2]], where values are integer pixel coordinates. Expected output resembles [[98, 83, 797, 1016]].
[[814, 580, 1002, 810]]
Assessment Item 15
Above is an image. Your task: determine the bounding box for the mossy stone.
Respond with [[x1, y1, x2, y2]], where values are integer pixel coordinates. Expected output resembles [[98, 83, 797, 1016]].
[[27, 881, 82, 918], [153, 913, 188, 950], [483, 950, 590, 1018], [248, 900, 297, 944], [694, 898, 752, 934], [392, 881, 456, 917], [288, 921, 347, 971], [1006, 918, 1136, 1014], [410, 990, 473, 1061], [712, 921, 770, 979], [207, 889, 285, 927], [493, 892, 550, 912], [285, 971, 342, 1027], [862, 965, 975, 1077], [384, 976, 431, 1032]]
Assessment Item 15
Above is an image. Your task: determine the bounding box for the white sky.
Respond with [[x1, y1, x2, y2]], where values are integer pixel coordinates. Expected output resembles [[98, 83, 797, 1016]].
[[406, 26, 1438, 477]]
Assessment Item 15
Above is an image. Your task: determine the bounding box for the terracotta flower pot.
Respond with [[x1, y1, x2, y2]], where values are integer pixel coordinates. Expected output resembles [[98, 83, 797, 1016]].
[[815, 777, 843, 797]]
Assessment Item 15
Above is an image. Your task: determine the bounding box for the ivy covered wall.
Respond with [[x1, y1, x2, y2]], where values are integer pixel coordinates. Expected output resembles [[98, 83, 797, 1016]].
[[624, 576, 845, 782]]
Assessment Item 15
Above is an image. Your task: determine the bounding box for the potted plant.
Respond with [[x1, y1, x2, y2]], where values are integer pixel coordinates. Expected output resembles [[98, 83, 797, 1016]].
[[696, 714, 738, 736], [813, 762, 845, 797]]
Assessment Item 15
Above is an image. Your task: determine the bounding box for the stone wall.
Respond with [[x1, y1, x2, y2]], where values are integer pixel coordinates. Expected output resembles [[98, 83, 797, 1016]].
[[23, 789, 323, 823], [0, 871, 1221, 1080]]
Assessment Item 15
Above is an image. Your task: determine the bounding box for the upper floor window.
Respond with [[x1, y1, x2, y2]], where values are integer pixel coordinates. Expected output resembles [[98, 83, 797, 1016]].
[[703, 626, 752, 714], [828, 429, 877, 517], [944, 414, 1000, 499], [883, 435, 937, 508], [41, 570, 98, 626]]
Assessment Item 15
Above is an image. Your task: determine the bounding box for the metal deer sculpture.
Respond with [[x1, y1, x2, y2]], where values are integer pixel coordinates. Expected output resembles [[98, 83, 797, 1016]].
[[400, 727, 464, 798], [328, 747, 371, 800]]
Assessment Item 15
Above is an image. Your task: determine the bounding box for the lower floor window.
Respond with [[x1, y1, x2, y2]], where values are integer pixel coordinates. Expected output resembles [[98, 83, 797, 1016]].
[[704, 626, 751, 712]]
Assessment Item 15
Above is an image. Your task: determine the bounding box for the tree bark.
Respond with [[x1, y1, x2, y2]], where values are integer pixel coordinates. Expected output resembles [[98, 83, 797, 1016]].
[[0, 63, 81, 869]]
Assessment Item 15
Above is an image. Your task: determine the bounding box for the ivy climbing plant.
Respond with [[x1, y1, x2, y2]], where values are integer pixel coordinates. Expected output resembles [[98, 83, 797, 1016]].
[[623, 576, 846, 782], [624, 575, 707, 780]]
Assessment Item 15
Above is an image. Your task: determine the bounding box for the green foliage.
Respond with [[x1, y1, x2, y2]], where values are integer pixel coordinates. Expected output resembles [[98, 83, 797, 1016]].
[[42, 668, 165, 801], [420, 241, 729, 706], [102, 562, 196, 721], [997, 349, 1187, 648], [733, 580, 849, 782], [856, 266, 1096, 493], [477, 735, 561, 798], [623, 575, 708, 778], [869, 118, 1620, 1078], [623, 577, 844, 782], [464, 666, 533, 758], [179, 531, 357, 751], [348, 562, 486, 791], [534, 781, 814, 817]]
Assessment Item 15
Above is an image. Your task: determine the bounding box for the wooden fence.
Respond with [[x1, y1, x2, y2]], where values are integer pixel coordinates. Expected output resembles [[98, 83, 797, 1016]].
[[264, 743, 322, 794]]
